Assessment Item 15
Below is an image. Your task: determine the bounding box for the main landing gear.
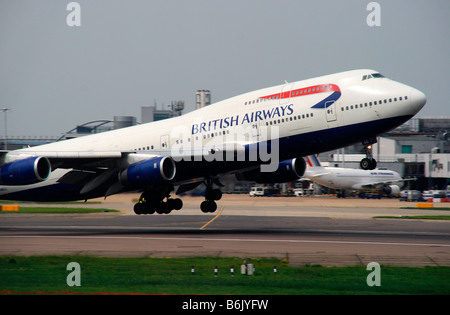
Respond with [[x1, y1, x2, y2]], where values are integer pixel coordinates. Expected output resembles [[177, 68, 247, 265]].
[[134, 191, 183, 215], [200, 179, 222, 213], [360, 143, 377, 170], [133, 179, 223, 215]]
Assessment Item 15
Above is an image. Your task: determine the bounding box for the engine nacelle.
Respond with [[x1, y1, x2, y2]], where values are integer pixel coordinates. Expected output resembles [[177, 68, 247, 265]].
[[236, 158, 306, 183], [384, 185, 401, 196], [0, 156, 51, 185], [119, 156, 176, 186]]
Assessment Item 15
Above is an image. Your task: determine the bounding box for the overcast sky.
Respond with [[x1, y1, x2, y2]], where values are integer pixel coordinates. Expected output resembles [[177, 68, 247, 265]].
[[0, 0, 448, 137]]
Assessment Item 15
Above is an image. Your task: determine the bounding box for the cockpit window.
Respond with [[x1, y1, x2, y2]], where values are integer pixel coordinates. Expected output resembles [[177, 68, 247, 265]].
[[362, 73, 385, 80]]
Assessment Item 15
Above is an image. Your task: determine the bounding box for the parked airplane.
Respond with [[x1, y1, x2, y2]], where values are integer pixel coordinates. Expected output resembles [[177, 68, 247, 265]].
[[0, 69, 426, 213], [304, 155, 414, 197]]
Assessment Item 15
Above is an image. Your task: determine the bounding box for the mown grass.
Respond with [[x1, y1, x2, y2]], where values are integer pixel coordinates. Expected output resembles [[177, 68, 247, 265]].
[[0, 207, 119, 214], [0, 256, 449, 295], [375, 215, 450, 220]]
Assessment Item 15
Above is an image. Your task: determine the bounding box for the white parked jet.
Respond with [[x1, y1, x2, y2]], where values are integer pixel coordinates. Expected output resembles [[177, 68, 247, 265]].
[[0, 69, 426, 213], [304, 155, 414, 197]]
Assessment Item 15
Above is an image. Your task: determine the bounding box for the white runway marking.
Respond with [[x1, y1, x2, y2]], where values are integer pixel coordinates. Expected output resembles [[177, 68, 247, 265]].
[[1, 235, 449, 248]]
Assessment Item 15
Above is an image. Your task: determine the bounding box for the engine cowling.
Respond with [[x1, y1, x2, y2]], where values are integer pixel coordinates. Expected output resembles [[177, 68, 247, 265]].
[[0, 156, 51, 185], [119, 156, 176, 186], [236, 158, 306, 183], [383, 185, 401, 196]]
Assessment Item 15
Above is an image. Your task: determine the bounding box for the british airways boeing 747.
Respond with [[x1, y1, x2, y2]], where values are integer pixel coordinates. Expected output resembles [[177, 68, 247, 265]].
[[0, 69, 426, 214]]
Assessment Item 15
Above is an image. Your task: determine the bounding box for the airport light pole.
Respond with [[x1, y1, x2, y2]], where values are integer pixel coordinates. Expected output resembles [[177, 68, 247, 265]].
[[1, 108, 11, 150]]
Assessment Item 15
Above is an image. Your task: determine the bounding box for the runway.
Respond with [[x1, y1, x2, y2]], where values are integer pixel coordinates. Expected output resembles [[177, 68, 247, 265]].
[[1, 194, 450, 267]]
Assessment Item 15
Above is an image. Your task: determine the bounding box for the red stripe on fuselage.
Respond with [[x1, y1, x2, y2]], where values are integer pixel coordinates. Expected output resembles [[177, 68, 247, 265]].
[[259, 84, 340, 100]]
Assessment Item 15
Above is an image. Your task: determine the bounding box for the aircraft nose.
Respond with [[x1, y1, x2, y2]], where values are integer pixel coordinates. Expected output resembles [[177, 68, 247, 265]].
[[410, 88, 427, 112]]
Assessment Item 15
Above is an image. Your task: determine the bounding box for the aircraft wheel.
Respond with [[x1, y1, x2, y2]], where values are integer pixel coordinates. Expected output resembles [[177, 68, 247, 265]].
[[361, 157, 377, 170], [134, 203, 144, 215], [205, 188, 222, 201], [173, 198, 183, 210], [200, 200, 217, 213]]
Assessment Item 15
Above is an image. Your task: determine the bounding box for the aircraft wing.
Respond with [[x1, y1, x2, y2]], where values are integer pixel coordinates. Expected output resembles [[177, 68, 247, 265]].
[[308, 172, 330, 178], [360, 177, 416, 189], [1, 143, 250, 197]]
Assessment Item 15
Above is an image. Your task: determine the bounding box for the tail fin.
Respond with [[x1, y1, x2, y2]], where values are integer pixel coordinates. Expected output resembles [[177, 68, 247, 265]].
[[305, 155, 323, 168]]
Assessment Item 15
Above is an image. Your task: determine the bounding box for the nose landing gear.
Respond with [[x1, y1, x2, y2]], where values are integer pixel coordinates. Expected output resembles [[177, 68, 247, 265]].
[[360, 143, 377, 170]]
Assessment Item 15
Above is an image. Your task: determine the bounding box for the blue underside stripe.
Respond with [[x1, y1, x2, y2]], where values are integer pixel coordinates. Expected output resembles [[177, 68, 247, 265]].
[[310, 91, 342, 109]]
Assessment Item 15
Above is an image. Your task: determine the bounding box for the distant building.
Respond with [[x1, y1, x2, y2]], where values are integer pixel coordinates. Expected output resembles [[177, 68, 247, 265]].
[[196, 90, 211, 109], [141, 101, 184, 123]]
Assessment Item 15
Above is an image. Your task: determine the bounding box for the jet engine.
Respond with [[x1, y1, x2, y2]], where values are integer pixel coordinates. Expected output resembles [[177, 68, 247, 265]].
[[383, 185, 401, 196], [0, 156, 51, 185], [119, 156, 176, 186], [236, 158, 306, 183]]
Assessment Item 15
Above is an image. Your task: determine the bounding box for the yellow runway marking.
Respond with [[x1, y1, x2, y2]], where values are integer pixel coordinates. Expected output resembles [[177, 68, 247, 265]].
[[200, 207, 224, 230]]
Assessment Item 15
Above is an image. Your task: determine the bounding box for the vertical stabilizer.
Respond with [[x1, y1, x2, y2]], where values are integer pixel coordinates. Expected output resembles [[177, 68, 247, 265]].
[[305, 155, 323, 168]]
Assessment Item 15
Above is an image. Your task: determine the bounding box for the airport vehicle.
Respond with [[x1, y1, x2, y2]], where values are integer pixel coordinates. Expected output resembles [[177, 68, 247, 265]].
[[399, 190, 422, 202], [304, 154, 415, 198], [0, 69, 426, 213], [249, 187, 265, 197]]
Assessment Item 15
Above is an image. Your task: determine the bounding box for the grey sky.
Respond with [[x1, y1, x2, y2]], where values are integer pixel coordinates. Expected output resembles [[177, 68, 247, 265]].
[[0, 0, 448, 137]]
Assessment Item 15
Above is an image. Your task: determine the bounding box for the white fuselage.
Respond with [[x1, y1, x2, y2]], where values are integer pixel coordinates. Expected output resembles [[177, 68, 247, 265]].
[[0, 69, 426, 202], [4, 69, 425, 164], [305, 167, 403, 190]]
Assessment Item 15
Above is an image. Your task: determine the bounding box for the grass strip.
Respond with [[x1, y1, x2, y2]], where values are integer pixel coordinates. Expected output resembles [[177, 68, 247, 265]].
[[375, 215, 450, 220], [1, 256, 449, 295], [400, 207, 450, 211], [0, 207, 119, 214]]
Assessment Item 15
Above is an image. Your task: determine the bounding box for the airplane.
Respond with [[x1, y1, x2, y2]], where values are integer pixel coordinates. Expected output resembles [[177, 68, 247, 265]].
[[304, 154, 415, 198], [0, 69, 426, 214]]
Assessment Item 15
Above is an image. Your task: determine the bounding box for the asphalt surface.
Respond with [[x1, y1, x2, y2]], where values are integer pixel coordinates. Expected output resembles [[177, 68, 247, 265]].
[[1, 194, 449, 266]]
